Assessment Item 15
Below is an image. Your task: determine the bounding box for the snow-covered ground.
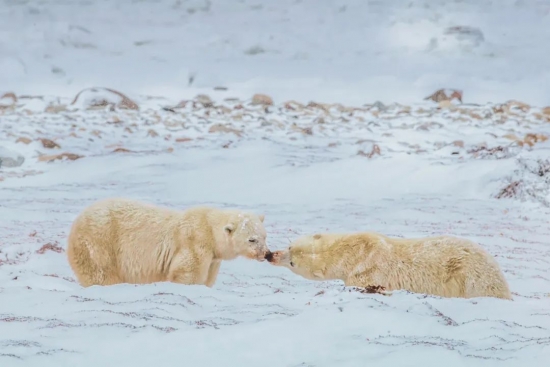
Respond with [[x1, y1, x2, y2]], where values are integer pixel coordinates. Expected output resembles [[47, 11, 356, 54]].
[[1, 94, 549, 366], [1, 0, 550, 366]]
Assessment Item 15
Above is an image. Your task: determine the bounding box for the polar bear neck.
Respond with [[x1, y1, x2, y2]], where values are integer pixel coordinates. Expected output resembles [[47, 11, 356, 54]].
[[296, 243, 349, 281], [328, 234, 390, 281], [206, 211, 240, 260]]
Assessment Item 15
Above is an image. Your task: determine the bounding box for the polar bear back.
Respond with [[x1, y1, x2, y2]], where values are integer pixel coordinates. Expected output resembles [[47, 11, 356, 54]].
[[360, 233, 511, 299], [67, 198, 200, 285], [284, 232, 511, 299]]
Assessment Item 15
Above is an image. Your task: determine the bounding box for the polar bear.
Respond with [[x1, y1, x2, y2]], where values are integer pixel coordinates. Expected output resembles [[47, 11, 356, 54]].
[[266, 232, 512, 299], [67, 198, 270, 287]]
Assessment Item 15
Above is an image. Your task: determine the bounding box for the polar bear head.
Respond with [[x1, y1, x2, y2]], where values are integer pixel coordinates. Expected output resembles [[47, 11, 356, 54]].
[[222, 211, 269, 261], [266, 233, 331, 280]]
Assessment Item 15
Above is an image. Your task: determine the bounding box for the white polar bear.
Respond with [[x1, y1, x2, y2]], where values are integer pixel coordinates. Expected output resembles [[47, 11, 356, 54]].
[[267, 232, 512, 299], [67, 198, 269, 287]]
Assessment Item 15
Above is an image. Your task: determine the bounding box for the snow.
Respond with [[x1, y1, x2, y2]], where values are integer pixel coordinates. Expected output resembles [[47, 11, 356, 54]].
[[1, 0, 550, 366], [1, 0, 550, 105]]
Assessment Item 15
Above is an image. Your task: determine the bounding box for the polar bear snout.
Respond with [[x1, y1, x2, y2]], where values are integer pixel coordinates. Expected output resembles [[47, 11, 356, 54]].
[[264, 250, 274, 262], [253, 244, 271, 261], [266, 250, 290, 266], [243, 238, 270, 261]]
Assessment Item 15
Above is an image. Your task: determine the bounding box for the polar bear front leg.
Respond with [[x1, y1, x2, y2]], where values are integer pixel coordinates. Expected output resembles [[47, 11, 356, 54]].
[[168, 267, 198, 285], [167, 251, 208, 286], [205, 260, 221, 287]]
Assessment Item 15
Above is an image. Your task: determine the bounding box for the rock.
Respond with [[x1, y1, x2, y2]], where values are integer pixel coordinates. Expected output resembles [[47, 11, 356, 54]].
[[357, 143, 381, 158], [0, 147, 25, 168], [224, 97, 241, 103], [147, 129, 159, 137], [111, 148, 133, 153], [523, 133, 548, 147], [424, 89, 463, 104], [0, 92, 17, 109], [397, 106, 411, 115], [16, 137, 32, 145], [442, 26, 485, 49], [45, 104, 68, 113], [70, 87, 139, 111], [175, 137, 193, 143], [334, 103, 355, 113], [195, 94, 214, 107], [468, 111, 483, 119], [244, 45, 266, 55], [438, 100, 456, 109], [503, 133, 520, 141], [506, 100, 530, 112], [452, 140, 465, 148], [503, 133, 548, 147], [168, 100, 188, 110], [39, 138, 61, 149], [542, 107, 550, 115], [290, 124, 313, 135], [284, 100, 305, 110], [491, 104, 508, 114], [371, 101, 388, 112], [307, 101, 330, 113], [251, 93, 273, 106], [37, 152, 83, 162]]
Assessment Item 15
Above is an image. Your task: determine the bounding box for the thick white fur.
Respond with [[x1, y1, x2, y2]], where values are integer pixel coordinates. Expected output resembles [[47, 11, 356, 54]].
[[268, 232, 512, 299], [67, 198, 268, 287]]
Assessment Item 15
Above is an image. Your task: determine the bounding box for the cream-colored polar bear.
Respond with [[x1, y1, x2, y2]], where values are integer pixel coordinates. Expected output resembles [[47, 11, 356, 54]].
[[266, 232, 512, 299], [67, 198, 269, 287]]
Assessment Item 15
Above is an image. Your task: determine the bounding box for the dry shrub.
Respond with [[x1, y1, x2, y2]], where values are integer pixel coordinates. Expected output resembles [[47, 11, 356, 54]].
[[208, 124, 243, 137], [358, 144, 381, 158], [349, 285, 388, 295], [496, 181, 523, 199], [112, 147, 133, 153], [468, 145, 513, 159], [36, 242, 64, 254], [71, 87, 139, 110]]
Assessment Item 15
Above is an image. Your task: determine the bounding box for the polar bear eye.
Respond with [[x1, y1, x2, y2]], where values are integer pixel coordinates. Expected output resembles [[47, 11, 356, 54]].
[[249, 238, 257, 243]]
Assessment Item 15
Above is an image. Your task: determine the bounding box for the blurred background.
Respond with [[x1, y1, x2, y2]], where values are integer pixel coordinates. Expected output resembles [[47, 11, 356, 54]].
[[2, 0, 550, 105]]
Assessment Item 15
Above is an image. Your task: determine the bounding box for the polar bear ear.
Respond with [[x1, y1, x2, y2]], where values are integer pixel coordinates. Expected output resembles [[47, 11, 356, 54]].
[[313, 234, 322, 240], [259, 214, 265, 222], [224, 223, 235, 234]]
